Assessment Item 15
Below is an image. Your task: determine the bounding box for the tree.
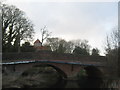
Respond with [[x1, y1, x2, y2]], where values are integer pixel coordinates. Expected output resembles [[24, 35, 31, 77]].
[[57, 43, 66, 53], [40, 26, 51, 46], [2, 4, 34, 53], [73, 46, 90, 55], [46, 37, 74, 53], [65, 41, 74, 53], [91, 48, 100, 56], [46, 38, 91, 54], [105, 28, 120, 77], [46, 37, 60, 52], [72, 39, 91, 55], [105, 27, 119, 54], [21, 42, 35, 52]]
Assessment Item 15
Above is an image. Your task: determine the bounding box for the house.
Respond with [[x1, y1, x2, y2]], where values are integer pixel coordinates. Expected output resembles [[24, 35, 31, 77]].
[[34, 39, 42, 47], [34, 39, 51, 52]]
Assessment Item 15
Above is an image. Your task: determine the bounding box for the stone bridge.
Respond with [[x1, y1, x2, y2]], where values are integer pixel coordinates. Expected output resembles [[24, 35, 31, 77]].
[[2, 52, 108, 78]]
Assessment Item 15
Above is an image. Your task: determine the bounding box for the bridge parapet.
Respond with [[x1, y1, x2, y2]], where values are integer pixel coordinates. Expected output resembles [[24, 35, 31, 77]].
[[2, 52, 107, 62]]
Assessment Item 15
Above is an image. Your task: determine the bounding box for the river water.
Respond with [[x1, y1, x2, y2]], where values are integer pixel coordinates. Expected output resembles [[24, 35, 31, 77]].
[[51, 76, 120, 88]]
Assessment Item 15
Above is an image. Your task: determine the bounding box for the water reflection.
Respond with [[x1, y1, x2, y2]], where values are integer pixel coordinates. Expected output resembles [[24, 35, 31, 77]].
[[51, 76, 120, 88], [78, 76, 103, 88], [101, 78, 120, 88], [51, 76, 67, 88]]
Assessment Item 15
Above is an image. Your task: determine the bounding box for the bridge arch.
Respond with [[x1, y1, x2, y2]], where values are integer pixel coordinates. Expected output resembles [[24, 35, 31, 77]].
[[84, 66, 104, 78], [33, 64, 67, 79]]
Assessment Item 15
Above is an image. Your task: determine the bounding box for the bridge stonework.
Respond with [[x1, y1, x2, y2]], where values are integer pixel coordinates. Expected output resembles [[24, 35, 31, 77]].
[[3, 62, 83, 78], [2, 52, 108, 78]]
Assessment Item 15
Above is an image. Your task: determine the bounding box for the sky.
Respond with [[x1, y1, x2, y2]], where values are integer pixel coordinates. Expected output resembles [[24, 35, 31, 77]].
[[4, 0, 118, 55]]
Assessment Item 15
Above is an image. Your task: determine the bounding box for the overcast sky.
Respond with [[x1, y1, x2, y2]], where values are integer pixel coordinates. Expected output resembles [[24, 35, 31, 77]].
[[4, 0, 118, 55]]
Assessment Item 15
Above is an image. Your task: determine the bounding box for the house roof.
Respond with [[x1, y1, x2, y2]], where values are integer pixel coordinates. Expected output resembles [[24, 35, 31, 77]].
[[34, 39, 41, 44]]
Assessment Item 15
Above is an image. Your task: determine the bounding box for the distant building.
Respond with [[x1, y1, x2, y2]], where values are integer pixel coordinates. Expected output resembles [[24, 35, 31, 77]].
[[34, 39, 51, 52], [34, 39, 42, 47]]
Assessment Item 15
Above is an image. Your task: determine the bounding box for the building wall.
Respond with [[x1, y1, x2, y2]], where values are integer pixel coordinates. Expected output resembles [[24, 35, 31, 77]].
[[34, 43, 42, 47]]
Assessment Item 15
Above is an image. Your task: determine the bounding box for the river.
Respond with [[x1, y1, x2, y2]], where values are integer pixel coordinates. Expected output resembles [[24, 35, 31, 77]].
[[51, 76, 120, 88]]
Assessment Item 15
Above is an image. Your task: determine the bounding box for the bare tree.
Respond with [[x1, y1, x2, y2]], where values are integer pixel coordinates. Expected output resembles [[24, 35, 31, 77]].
[[40, 26, 51, 46], [105, 28, 119, 77], [105, 27, 119, 53]]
